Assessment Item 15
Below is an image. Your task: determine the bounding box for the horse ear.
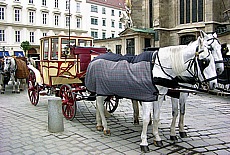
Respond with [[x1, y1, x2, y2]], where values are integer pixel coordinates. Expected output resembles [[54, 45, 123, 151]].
[[213, 32, 217, 38], [197, 37, 204, 48], [200, 30, 208, 39]]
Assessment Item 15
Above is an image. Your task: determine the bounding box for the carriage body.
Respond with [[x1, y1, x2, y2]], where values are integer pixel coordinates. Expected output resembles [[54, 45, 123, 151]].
[[39, 35, 106, 86]]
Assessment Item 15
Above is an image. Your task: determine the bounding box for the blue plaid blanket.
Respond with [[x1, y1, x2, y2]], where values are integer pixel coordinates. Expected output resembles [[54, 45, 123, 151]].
[[85, 52, 158, 101]]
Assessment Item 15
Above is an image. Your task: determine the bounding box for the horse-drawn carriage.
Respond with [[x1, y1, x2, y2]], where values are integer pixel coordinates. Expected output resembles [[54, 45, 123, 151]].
[[27, 35, 119, 120]]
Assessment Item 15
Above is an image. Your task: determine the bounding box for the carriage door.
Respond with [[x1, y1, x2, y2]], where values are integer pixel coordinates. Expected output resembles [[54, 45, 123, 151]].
[[126, 38, 135, 55], [180, 35, 196, 45]]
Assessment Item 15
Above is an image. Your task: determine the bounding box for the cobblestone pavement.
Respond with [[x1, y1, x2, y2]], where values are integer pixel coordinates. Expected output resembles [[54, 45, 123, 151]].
[[0, 87, 230, 155]]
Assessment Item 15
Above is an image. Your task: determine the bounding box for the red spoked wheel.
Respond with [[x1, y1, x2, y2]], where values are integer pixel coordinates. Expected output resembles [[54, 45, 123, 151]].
[[27, 70, 40, 106], [59, 84, 76, 120], [104, 96, 119, 113]]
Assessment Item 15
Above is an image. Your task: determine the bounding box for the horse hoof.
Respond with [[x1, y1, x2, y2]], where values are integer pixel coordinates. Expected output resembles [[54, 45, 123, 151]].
[[179, 132, 187, 138], [170, 135, 178, 141], [1, 92, 4, 94], [96, 126, 103, 131], [16, 91, 20, 94], [140, 145, 150, 153], [20, 89, 24, 91], [153, 140, 163, 147], [133, 120, 139, 125], [12, 91, 15, 93], [103, 130, 111, 136]]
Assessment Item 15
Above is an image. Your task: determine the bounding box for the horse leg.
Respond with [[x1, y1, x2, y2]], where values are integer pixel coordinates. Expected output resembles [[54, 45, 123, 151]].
[[96, 96, 110, 135], [140, 101, 152, 153], [178, 93, 188, 138], [16, 79, 20, 93], [132, 100, 139, 124], [170, 97, 179, 141], [152, 95, 164, 147], [19, 79, 26, 91]]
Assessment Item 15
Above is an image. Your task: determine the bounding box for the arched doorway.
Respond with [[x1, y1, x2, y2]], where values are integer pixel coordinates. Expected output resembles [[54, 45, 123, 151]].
[[28, 48, 40, 60]]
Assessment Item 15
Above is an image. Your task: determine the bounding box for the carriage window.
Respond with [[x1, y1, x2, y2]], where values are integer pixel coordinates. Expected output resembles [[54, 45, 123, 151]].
[[78, 39, 92, 47], [51, 38, 58, 60], [61, 39, 76, 58], [43, 39, 49, 60]]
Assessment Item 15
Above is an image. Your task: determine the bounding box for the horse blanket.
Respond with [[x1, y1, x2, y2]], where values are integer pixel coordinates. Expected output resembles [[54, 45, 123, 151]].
[[85, 52, 159, 102], [15, 58, 29, 79]]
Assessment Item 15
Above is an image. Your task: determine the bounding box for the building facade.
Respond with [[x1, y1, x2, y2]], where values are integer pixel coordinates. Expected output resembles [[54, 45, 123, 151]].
[[0, 0, 125, 57], [94, 0, 230, 55]]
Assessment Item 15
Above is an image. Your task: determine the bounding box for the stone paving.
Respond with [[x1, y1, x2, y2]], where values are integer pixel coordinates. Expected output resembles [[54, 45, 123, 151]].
[[0, 87, 230, 155]]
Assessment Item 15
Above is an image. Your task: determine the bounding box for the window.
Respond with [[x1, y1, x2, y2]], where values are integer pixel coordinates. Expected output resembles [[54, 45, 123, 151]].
[[102, 7, 106, 14], [111, 33, 115, 38], [42, 0, 46, 6], [119, 11, 121, 17], [51, 38, 58, 59], [15, 9, 20, 22], [66, 0, 70, 10], [29, 11, 34, 23], [66, 16, 70, 27], [76, 2, 80, 12], [91, 31, 98, 39], [180, 0, 203, 24], [30, 32, 34, 43], [102, 32, 106, 39], [42, 12, 47, 24], [43, 32, 47, 36], [0, 7, 5, 20], [29, 0, 33, 4], [0, 30, 5, 41], [15, 30, 20, 42], [55, 0, 58, 8], [119, 22, 122, 29], [43, 39, 48, 60], [54, 15, 59, 26], [76, 18, 81, 28], [180, 35, 196, 45], [111, 9, 114, 16], [116, 45, 122, 54], [102, 19, 106, 26], [111, 20, 115, 28], [61, 39, 76, 58], [15, 0, 20, 1], [91, 5, 98, 13], [126, 38, 135, 55], [91, 18, 98, 25]]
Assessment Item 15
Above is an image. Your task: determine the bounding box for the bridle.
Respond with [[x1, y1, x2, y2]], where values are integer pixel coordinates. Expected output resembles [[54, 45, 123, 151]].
[[206, 37, 224, 64]]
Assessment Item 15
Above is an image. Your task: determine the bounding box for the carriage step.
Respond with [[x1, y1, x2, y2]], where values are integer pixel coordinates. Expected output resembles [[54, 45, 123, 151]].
[[39, 92, 48, 96]]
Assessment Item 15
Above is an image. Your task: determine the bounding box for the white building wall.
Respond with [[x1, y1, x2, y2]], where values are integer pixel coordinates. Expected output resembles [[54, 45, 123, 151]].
[[0, 0, 125, 55]]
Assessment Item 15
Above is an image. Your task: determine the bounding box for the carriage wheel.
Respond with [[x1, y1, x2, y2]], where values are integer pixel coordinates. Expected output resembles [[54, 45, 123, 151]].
[[59, 84, 76, 120], [27, 70, 40, 106], [104, 96, 119, 113]]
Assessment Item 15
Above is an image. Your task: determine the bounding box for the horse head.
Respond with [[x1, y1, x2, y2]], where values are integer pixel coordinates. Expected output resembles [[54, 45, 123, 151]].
[[200, 30, 224, 75], [3, 57, 16, 73], [195, 37, 217, 90]]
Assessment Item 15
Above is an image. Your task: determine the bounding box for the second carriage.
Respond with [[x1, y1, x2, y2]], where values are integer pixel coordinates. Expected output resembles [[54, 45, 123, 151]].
[[27, 35, 119, 120]]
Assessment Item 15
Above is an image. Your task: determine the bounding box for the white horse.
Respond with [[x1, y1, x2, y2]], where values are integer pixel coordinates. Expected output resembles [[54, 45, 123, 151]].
[[0, 57, 20, 93], [85, 37, 218, 152], [132, 31, 224, 143]]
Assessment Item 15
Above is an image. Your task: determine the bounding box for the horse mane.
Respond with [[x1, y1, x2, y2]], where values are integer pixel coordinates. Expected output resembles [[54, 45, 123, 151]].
[[169, 46, 186, 75]]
